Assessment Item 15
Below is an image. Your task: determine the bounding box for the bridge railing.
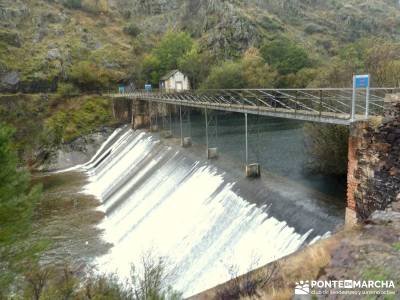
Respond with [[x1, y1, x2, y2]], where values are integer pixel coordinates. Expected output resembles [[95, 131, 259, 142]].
[[110, 88, 400, 123]]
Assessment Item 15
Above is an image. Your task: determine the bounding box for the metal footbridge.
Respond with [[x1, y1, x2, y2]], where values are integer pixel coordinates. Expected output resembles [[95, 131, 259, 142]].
[[110, 88, 399, 125]]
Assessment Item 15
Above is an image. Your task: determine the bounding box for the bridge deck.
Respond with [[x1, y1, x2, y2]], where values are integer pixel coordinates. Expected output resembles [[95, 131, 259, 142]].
[[110, 88, 399, 125]]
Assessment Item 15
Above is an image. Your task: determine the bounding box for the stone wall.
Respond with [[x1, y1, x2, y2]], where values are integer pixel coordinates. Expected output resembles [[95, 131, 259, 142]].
[[347, 94, 400, 221]]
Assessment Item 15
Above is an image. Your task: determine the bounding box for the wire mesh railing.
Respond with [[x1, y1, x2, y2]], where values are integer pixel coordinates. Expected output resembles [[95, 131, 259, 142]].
[[109, 88, 400, 124]]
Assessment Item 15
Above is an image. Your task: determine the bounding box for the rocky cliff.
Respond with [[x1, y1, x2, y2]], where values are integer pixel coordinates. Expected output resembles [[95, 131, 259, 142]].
[[0, 0, 399, 92]]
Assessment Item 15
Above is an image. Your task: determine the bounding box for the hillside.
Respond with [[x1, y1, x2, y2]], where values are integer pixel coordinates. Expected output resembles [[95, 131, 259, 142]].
[[0, 0, 400, 92]]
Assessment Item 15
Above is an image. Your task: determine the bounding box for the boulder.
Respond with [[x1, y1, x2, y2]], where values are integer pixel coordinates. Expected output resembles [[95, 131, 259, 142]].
[[370, 210, 400, 224], [0, 71, 20, 91], [47, 48, 61, 60], [0, 29, 21, 47]]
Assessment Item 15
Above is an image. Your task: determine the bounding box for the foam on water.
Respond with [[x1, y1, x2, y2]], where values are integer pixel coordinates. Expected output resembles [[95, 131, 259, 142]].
[[82, 128, 319, 297]]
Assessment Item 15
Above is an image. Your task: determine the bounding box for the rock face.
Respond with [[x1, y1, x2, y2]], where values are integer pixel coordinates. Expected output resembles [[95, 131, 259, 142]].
[[37, 127, 114, 171], [347, 94, 400, 220], [0, 71, 20, 91]]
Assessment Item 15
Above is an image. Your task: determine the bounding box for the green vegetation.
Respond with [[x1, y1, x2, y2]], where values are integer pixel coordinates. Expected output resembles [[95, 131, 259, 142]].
[[68, 61, 118, 92], [0, 95, 116, 165], [393, 242, 400, 252], [44, 96, 114, 144], [142, 31, 193, 85], [303, 124, 349, 176], [0, 123, 43, 292], [123, 23, 141, 37], [57, 82, 80, 97], [18, 255, 181, 299], [201, 48, 276, 89], [260, 37, 311, 75], [362, 267, 396, 300], [62, 0, 82, 9]]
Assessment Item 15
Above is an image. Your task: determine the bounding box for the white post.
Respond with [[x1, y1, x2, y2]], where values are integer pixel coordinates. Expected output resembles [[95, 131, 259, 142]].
[[180, 105, 183, 146], [365, 75, 370, 119], [245, 113, 248, 165], [205, 107, 209, 153], [351, 75, 356, 122]]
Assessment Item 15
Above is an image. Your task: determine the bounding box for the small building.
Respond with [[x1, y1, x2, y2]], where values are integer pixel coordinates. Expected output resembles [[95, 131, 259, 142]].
[[159, 70, 190, 91]]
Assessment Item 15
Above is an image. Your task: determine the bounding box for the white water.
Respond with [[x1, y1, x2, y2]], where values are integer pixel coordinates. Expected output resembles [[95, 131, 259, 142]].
[[81, 128, 315, 297]]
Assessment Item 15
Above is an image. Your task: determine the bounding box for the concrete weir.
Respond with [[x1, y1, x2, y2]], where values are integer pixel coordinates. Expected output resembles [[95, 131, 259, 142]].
[[112, 93, 400, 225]]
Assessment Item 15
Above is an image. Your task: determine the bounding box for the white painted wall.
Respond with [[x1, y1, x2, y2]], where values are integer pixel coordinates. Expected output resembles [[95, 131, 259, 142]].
[[163, 71, 190, 91]]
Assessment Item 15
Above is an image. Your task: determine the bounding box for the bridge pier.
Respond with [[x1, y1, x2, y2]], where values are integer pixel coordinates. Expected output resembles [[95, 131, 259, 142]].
[[205, 108, 218, 159], [160, 104, 173, 138], [346, 93, 400, 225], [244, 113, 261, 178], [132, 99, 150, 129], [179, 105, 192, 147]]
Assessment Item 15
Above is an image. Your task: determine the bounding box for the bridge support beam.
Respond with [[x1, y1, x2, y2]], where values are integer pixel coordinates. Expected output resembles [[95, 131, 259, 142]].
[[244, 113, 261, 178], [160, 104, 173, 138], [205, 108, 218, 159], [132, 99, 150, 129], [179, 105, 191, 147]]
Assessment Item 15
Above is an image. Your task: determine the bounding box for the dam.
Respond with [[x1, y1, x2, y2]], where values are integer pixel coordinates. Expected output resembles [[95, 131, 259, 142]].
[[78, 118, 343, 297]]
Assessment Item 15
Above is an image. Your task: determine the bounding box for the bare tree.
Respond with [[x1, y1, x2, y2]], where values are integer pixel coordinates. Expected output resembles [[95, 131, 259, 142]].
[[24, 265, 52, 300]]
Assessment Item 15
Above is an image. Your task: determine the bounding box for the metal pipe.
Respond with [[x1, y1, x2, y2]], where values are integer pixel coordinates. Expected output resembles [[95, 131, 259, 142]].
[[205, 107, 209, 152], [351, 75, 356, 121], [365, 84, 370, 119], [180, 105, 183, 146], [245, 113, 248, 165]]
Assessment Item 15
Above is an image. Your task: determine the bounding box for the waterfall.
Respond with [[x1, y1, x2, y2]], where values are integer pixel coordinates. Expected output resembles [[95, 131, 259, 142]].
[[81, 127, 329, 297]]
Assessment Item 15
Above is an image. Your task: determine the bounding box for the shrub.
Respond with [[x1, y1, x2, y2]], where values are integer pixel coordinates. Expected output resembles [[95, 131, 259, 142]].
[[261, 38, 311, 75], [123, 23, 141, 37], [62, 0, 82, 9], [304, 23, 326, 35], [57, 82, 80, 97], [201, 48, 277, 89], [304, 123, 349, 176], [68, 61, 115, 92], [201, 60, 246, 89]]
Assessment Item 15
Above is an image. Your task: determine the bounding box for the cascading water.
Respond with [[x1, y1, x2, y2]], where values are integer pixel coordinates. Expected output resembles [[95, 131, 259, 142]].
[[80, 126, 339, 297]]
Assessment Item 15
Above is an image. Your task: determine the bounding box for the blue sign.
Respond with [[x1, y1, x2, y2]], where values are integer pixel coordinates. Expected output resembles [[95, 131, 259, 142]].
[[145, 84, 152, 91], [354, 75, 370, 89], [118, 85, 125, 93]]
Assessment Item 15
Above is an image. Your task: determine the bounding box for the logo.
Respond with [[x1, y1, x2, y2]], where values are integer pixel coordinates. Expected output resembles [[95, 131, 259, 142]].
[[295, 281, 310, 295]]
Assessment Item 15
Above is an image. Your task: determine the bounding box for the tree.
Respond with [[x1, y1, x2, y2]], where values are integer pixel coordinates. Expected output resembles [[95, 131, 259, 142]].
[[0, 123, 41, 239], [68, 61, 117, 91], [201, 48, 277, 89], [311, 38, 400, 88], [241, 48, 277, 88], [178, 43, 212, 89], [142, 31, 194, 85], [201, 60, 247, 89], [261, 38, 311, 75], [304, 123, 349, 176]]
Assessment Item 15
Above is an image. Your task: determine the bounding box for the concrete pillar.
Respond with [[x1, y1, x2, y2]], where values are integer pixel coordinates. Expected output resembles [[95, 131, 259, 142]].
[[182, 137, 192, 148], [161, 130, 173, 139], [132, 99, 150, 129], [246, 163, 261, 178], [207, 147, 218, 159]]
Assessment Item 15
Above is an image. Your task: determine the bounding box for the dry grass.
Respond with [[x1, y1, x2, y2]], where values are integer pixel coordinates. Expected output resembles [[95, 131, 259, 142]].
[[190, 231, 352, 300]]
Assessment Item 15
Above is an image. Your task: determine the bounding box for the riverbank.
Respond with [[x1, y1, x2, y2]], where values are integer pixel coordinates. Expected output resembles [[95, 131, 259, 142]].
[[0, 171, 109, 296], [189, 201, 400, 299], [0, 93, 120, 168]]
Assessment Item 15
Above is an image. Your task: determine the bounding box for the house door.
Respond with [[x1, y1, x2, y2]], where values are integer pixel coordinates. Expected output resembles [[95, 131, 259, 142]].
[[176, 81, 183, 91]]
